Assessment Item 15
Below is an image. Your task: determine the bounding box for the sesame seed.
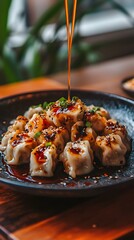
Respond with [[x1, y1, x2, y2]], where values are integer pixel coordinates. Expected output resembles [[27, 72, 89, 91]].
[[114, 176, 118, 179], [94, 180, 97, 184]]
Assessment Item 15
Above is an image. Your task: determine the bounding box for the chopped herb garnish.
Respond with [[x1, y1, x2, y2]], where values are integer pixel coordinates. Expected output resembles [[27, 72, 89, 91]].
[[43, 101, 48, 109], [72, 96, 78, 102], [89, 106, 100, 113], [46, 102, 55, 110], [58, 97, 67, 108], [43, 101, 55, 110], [59, 97, 67, 102], [34, 131, 42, 139], [85, 121, 92, 128], [45, 142, 52, 147], [31, 104, 42, 109]]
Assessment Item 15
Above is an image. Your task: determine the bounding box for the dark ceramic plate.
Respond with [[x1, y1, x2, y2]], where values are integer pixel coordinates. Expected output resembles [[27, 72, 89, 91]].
[[0, 90, 134, 197], [121, 76, 134, 98]]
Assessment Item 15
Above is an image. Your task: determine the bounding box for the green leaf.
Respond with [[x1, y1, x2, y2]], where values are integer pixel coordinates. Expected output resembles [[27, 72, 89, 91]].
[[0, 50, 21, 84], [2, 45, 23, 82], [30, 49, 43, 77], [18, 0, 63, 62], [89, 54, 100, 64], [109, 0, 134, 26], [31, 0, 63, 36], [0, 0, 12, 52], [17, 36, 36, 62], [22, 41, 43, 78]]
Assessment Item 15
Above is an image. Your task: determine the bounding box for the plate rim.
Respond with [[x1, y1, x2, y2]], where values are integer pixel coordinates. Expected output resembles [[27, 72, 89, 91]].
[[0, 89, 134, 196], [0, 89, 134, 103]]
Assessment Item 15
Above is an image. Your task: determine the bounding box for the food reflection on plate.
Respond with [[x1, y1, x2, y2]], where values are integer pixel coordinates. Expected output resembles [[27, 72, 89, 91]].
[[123, 78, 134, 91], [0, 96, 131, 182], [121, 76, 134, 98]]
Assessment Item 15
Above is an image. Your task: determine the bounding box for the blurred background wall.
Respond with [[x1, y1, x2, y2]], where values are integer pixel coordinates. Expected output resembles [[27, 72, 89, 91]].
[[0, 0, 134, 85]]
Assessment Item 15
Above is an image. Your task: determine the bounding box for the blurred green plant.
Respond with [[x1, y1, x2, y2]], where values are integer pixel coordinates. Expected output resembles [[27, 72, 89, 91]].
[[0, 0, 134, 85]]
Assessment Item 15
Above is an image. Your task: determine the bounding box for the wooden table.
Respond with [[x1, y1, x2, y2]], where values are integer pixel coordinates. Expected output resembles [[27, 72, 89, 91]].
[[0, 56, 134, 240]]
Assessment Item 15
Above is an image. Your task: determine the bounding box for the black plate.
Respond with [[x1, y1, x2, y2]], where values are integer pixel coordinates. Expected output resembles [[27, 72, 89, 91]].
[[0, 90, 134, 197], [121, 76, 134, 98]]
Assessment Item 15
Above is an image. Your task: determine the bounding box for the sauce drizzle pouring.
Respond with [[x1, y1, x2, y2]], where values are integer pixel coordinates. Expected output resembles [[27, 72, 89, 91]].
[[64, 0, 77, 101]]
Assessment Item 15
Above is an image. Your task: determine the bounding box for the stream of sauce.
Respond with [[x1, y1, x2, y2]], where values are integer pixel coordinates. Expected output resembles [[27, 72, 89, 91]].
[[64, 0, 77, 101]]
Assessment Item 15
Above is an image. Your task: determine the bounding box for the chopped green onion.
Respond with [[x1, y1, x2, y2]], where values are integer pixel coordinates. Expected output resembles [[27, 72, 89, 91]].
[[45, 142, 52, 147], [43, 101, 48, 109], [89, 106, 100, 113], [31, 104, 42, 109], [46, 102, 55, 110], [72, 96, 78, 102], [59, 97, 67, 102], [34, 131, 42, 139], [43, 101, 55, 110], [85, 121, 92, 128], [58, 97, 67, 108]]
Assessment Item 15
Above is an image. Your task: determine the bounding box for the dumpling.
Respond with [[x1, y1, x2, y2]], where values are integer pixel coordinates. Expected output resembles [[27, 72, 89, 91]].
[[0, 129, 20, 149], [71, 121, 96, 149], [85, 105, 110, 119], [37, 126, 70, 154], [25, 113, 54, 139], [9, 116, 28, 131], [104, 119, 131, 151], [95, 134, 127, 166], [46, 97, 84, 130], [5, 132, 36, 165], [30, 143, 57, 177], [0, 115, 28, 149], [25, 113, 44, 138], [24, 105, 43, 119], [60, 140, 94, 178], [84, 105, 110, 132]]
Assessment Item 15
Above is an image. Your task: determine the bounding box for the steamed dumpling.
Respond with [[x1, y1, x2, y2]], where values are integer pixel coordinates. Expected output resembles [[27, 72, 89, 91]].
[[25, 113, 45, 138], [37, 126, 69, 154], [46, 97, 84, 130], [0, 115, 28, 149], [60, 140, 94, 178], [30, 143, 57, 177], [84, 105, 110, 132], [95, 134, 127, 166], [104, 119, 131, 151], [71, 121, 96, 149], [5, 132, 36, 165], [24, 105, 43, 119]]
